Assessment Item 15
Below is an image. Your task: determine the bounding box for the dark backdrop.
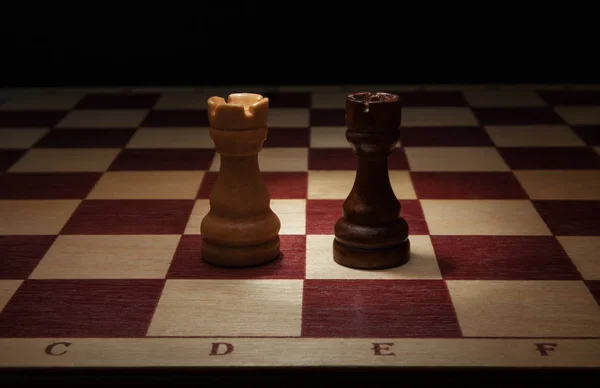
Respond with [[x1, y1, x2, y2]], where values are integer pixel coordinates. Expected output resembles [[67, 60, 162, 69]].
[[2, 7, 598, 88]]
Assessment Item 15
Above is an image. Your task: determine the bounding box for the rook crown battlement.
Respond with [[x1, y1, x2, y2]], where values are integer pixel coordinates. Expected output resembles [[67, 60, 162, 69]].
[[346, 92, 402, 133], [208, 93, 269, 130]]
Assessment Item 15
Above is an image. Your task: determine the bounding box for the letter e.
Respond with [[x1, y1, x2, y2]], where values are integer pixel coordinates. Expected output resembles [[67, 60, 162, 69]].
[[372, 342, 395, 356]]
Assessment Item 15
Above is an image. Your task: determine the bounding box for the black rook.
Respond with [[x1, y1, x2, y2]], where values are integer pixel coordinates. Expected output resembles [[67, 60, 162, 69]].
[[333, 92, 410, 269]]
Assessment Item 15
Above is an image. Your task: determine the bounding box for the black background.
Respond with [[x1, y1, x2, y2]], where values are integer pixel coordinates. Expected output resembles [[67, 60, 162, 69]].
[[2, 7, 598, 88]]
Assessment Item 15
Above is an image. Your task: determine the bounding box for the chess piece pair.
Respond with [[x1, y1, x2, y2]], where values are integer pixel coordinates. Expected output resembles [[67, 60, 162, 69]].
[[201, 92, 410, 270]]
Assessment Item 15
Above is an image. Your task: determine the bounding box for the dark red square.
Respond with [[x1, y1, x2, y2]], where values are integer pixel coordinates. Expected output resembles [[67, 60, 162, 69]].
[[0, 173, 102, 199], [498, 147, 600, 169], [400, 126, 494, 147], [533, 200, 600, 236], [571, 125, 600, 146], [197, 172, 307, 199], [309, 148, 409, 170], [263, 92, 310, 108], [306, 200, 342, 235], [308, 149, 355, 170], [394, 91, 468, 106], [472, 107, 565, 125], [74, 93, 160, 109], [34, 128, 136, 148], [0, 111, 66, 127], [432, 236, 582, 280], [263, 127, 309, 147], [410, 172, 528, 199], [301, 279, 462, 338], [0, 236, 56, 279], [586, 281, 600, 305], [262, 172, 308, 198], [108, 149, 215, 171], [400, 200, 430, 235], [167, 235, 305, 279], [538, 90, 600, 105], [310, 109, 345, 126], [141, 110, 209, 127], [196, 173, 217, 198], [60, 199, 195, 235], [0, 279, 165, 337], [0, 150, 25, 172]]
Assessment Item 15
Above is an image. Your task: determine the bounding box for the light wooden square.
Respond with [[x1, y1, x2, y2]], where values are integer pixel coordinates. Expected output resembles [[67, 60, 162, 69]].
[[554, 106, 600, 125], [210, 148, 308, 172], [268, 108, 309, 128], [311, 91, 349, 109], [56, 109, 149, 128], [184, 199, 209, 235], [271, 199, 306, 235], [153, 93, 208, 110], [8, 148, 120, 172], [447, 280, 600, 337], [463, 89, 547, 107], [308, 170, 416, 200], [147, 279, 303, 336], [0, 280, 22, 311], [0, 94, 82, 111], [127, 127, 213, 148], [401, 107, 479, 127], [30, 235, 181, 279], [310, 127, 349, 148], [485, 125, 586, 147], [514, 170, 600, 200], [306, 235, 441, 279], [0, 128, 49, 148], [0, 200, 80, 235], [420, 199, 552, 236], [557, 237, 600, 280], [87, 171, 204, 200], [405, 147, 509, 171]]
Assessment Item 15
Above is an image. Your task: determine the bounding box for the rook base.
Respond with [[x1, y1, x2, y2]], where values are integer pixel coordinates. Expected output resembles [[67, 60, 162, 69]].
[[333, 238, 410, 270], [201, 236, 281, 268]]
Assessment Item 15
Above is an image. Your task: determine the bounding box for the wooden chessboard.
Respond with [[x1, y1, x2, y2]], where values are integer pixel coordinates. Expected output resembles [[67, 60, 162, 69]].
[[0, 84, 599, 382]]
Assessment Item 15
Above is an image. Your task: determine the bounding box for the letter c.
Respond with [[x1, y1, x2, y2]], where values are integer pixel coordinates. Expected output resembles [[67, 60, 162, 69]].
[[45, 342, 72, 356]]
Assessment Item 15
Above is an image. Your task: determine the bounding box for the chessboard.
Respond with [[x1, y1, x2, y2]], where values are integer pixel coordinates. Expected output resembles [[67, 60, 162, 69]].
[[0, 84, 599, 383]]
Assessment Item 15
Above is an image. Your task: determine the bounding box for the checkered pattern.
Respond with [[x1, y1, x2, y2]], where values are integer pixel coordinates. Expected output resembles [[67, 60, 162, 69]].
[[0, 85, 599, 366]]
